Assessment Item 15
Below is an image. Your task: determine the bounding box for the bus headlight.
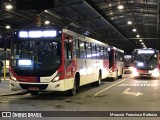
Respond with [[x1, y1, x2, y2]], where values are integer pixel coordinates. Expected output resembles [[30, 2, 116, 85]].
[[152, 68, 159, 77], [51, 72, 62, 82], [131, 67, 139, 76]]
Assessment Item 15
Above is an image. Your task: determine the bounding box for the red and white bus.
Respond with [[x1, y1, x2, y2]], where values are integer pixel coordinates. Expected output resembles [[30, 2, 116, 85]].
[[131, 48, 159, 78], [124, 55, 132, 74], [108, 47, 124, 80], [9, 27, 123, 95]]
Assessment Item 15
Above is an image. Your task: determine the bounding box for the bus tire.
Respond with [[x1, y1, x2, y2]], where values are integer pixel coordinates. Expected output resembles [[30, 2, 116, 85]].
[[67, 80, 77, 96], [113, 71, 118, 80], [29, 91, 39, 96], [67, 74, 79, 96], [119, 69, 123, 79], [94, 70, 102, 86]]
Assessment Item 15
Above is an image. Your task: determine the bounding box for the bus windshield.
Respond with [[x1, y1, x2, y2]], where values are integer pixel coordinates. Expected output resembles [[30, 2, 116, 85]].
[[132, 51, 158, 70], [124, 55, 131, 67], [11, 40, 61, 76]]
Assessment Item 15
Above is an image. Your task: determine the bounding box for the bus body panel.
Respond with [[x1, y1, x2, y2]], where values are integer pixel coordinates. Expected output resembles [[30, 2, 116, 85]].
[[76, 59, 109, 86], [108, 47, 124, 78]]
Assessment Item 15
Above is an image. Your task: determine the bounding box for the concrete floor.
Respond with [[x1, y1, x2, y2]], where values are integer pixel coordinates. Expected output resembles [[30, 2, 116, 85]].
[[0, 74, 160, 120]]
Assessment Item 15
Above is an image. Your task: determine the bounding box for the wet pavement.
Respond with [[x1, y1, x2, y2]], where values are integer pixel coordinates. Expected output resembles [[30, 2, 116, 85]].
[[1, 75, 160, 120], [0, 78, 26, 96]]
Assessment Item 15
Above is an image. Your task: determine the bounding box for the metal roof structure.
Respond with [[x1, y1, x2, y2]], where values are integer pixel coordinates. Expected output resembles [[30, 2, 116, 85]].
[[0, 0, 159, 54]]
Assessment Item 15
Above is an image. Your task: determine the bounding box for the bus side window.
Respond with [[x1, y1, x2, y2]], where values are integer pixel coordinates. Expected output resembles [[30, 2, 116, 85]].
[[86, 43, 92, 58], [104, 48, 109, 60], [79, 41, 86, 58], [92, 44, 96, 59], [73, 39, 80, 58], [100, 46, 103, 59], [65, 37, 73, 60], [96, 45, 100, 59]]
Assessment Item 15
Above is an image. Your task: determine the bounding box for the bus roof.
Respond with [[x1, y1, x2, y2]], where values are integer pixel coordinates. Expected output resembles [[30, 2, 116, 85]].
[[63, 29, 108, 47], [134, 48, 158, 51], [109, 46, 124, 53]]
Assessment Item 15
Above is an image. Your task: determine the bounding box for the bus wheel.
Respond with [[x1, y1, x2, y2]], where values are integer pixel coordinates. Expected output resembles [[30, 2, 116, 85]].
[[67, 80, 77, 96], [113, 71, 118, 80], [30, 91, 39, 96], [94, 71, 102, 86], [119, 69, 123, 79]]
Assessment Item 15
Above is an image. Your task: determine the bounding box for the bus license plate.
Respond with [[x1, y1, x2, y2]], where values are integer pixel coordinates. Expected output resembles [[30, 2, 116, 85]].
[[29, 87, 39, 90]]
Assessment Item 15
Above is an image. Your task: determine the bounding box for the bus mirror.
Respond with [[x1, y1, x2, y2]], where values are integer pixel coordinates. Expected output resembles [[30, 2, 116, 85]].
[[66, 43, 73, 51]]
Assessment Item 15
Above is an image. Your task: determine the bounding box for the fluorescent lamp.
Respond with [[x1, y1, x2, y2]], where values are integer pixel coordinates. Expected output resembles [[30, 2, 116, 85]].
[[118, 5, 124, 10], [45, 20, 50, 25], [6, 25, 11, 29], [6, 4, 13, 10], [136, 35, 140, 37], [133, 29, 136, 32], [127, 21, 132, 25]]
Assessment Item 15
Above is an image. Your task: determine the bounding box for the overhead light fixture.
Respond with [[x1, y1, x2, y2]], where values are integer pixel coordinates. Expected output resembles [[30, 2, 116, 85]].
[[139, 39, 142, 42], [44, 10, 48, 12], [110, 12, 113, 15], [118, 5, 124, 10], [84, 31, 90, 36], [136, 34, 140, 38], [141, 42, 144, 45], [108, 4, 112, 7], [133, 28, 136, 32], [5, 4, 13, 10], [45, 20, 50, 25], [6, 25, 11, 29], [127, 21, 132, 25]]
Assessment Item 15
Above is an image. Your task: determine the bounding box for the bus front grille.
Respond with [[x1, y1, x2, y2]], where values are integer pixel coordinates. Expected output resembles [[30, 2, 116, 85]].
[[19, 83, 48, 90]]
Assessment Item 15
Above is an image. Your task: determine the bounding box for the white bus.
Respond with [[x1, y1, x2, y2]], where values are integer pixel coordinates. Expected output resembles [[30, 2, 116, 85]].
[[9, 27, 124, 95]]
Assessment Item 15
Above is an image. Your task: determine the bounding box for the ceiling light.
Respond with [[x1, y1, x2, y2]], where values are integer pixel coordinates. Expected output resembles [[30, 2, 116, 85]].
[[110, 12, 113, 15], [44, 10, 48, 12], [139, 39, 142, 42], [45, 20, 50, 25], [111, 17, 114, 20], [141, 42, 144, 45], [84, 31, 90, 35], [109, 4, 112, 7], [118, 5, 124, 10], [6, 25, 11, 29], [127, 21, 132, 25], [133, 28, 136, 32], [136, 34, 140, 37], [6, 4, 13, 10]]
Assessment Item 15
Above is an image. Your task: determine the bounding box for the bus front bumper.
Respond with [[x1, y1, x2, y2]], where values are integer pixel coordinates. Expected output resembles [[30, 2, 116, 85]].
[[9, 80, 66, 92]]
